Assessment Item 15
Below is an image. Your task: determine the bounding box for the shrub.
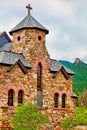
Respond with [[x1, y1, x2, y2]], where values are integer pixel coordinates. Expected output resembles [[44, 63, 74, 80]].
[[12, 102, 48, 130], [61, 116, 75, 130], [76, 107, 87, 126], [61, 107, 87, 130]]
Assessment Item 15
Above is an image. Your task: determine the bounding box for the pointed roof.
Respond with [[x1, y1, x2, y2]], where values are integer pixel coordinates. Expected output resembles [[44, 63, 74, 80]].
[[0, 51, 31, 68], [52, 66, 70, 79], [7, 59, 28, 74], [71, 91, 78, 98], [9, 14, 49, 35], [50, 59, 75, 75]]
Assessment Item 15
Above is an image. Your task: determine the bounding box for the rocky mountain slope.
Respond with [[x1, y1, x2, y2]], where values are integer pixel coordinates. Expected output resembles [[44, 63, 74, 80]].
[[59, 58, 87, 93]]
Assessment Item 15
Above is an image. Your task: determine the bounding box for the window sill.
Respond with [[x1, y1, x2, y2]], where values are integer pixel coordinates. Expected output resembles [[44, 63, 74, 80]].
[[8, 106, 16, 109], [54, 108, 69, 111], [0, 106, 16, 109], [38, 107, 44, 110], [0, 106, 9, 108]]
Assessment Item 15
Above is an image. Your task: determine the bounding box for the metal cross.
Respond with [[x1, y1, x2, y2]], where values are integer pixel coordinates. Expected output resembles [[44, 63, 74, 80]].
[[26, 4, 32, 15]]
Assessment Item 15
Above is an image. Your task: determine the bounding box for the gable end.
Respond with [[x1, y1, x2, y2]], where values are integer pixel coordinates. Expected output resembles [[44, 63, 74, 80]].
[[52, 66, 69, 79], [7, 59, 28, 74]]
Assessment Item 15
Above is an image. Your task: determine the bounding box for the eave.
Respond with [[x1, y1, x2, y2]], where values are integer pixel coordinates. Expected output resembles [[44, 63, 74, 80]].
[[7, 59, 28, 74]]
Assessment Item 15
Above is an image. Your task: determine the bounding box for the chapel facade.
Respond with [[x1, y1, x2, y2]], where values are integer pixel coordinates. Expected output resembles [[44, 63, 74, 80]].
[[0, 4, 77, 124]]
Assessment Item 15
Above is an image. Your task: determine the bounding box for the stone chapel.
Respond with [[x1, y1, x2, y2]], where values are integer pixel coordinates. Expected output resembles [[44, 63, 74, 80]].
[[0, 4, 77, 124]]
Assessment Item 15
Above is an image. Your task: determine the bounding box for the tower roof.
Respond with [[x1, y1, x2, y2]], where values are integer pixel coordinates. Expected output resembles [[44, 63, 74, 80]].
[[9, 14, 49, 35]]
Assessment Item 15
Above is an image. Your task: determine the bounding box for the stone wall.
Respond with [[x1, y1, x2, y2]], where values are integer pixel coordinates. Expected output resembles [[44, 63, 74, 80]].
[[0, 107, 12, 130], [12, 29, 50, 67], [0, 62, 76, 124], [0, 27, 76, 127]]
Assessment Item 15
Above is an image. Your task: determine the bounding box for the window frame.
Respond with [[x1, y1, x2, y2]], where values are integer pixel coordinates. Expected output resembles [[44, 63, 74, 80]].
[[18, 90, 24, 105], [37, 62, 42, 89], [37, 62, 43, 107], [54, 93, 59, 108], [62, 93, 66, 108], [8, 89, 14, 106]]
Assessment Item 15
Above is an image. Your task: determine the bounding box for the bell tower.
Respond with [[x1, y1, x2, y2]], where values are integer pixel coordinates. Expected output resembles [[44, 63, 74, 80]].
[[9, 4, 50, 66]]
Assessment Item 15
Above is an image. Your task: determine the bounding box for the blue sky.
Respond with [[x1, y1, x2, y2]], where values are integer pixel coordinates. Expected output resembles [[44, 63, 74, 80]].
[[0, 0, 87, 63]]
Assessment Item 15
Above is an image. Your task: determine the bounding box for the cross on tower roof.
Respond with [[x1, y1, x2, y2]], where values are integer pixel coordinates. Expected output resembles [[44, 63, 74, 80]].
[[26, 4, 32, 15]]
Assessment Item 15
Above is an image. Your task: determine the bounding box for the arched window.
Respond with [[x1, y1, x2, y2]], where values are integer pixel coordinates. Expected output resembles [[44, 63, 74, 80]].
[[18, 90, 23, 104], [62, 94, 66, 108], [8, 89, 14, 106], [37, 63, 42, 89], [54, 93, 59, 108], [37, 62, 42, 107]]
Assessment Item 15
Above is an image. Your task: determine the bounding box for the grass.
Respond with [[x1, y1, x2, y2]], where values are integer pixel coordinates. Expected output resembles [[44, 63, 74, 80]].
[[61, 107, 87, 130]]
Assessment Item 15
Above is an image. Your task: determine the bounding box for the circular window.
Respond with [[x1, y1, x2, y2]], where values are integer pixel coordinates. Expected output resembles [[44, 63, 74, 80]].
[[38, 36, 42, 41], [17, 36, 21, 41]]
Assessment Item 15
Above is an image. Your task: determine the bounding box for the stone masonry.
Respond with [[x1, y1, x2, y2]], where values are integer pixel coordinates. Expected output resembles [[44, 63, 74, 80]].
[[0, 4, 77, 129], [11, 27, 76, 123], [0, 107, 12, 130]]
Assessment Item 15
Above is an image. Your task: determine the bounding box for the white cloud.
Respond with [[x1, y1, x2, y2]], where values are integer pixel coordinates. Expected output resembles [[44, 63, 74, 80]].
[[0, 0, 87, 63]]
